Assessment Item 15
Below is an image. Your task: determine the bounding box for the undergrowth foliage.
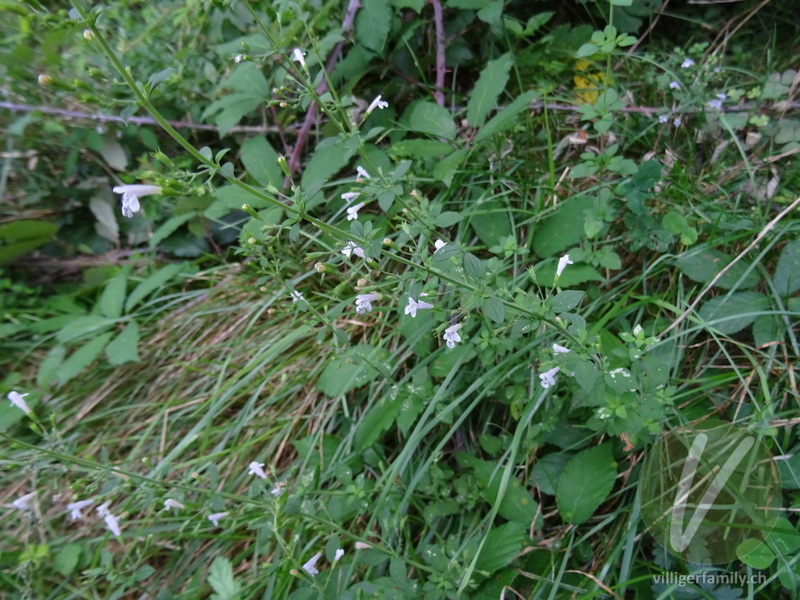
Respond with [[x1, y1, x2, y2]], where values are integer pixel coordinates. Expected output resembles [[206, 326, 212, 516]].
[[2, 0, 800, 598]]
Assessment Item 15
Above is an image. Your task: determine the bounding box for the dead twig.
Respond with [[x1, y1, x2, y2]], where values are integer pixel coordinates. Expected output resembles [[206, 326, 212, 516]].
[[431, 0, 446, 106]]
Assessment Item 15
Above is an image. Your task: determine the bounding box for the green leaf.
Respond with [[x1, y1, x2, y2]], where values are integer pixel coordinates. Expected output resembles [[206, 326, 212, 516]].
[[208, 556, 241, 600], [556, 443, 616, 524], [391, 139, 453, 158], [403, 101, 456, 140], [149, 212, 197, 248], [55, 315, 114, 344], [774, 239, 800, 296], [316, 344, 390, 396], [767, 517, 800, 556], [300, 135, 356, 188], [58, 332, 114, 385], [482, 296, 505, 323], [355, 390, 405, 450], [433, 148, 467, 187], [241, 136, 282, 188], [464, 253, 487, 280], [533, 196, 593, 257], [698, 292, 769, 335], [356, 0, 392, 53], [99, 271, 127, 319], [778, 452, 800, 489], [125, 263, 185, 312], [467, 53, 513, 128], [0, 220, 58, 264], [105, 322, 140, 366], [475, 91, 537, 143], [533, 262, 603, 287], [736, 538, 775, 569], [431, 243, 461, 262], [456, 453, 540, 524], [89, 193, 119, 245], [575, 42, 599, 58], [532, 453, 570, 495], [37, 345, 66, 389], [674, 248, 761, 290], [550, 291, 585, 313], [433, 211, 463, 227], [221, 62, 269, 96], [470, 199, 511, 246], [99, 136, 128, 171], [53, 543, 83, 576], [475, 522, 527, 575]]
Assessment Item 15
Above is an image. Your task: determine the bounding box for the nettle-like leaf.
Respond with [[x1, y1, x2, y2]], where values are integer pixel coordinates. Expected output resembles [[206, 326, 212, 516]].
[[467, 53, 512, 128], [556, 443, 616, 524]]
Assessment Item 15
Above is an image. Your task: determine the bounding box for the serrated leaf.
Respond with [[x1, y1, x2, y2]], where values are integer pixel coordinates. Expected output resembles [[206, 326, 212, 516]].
[[482, 296, 505, 323], [125, 263, 185, 313], [698, 292, 769, 335], [471, 199, 511, 246], [403, 101, 456, 140], [556, 443, 616, 524], [475, 522, 527, 575], [105, 322, 140, 366], [532, 453, 571, 495], [241, 136, 282, 188], [774, 239, 800, 296], [208, 557, 241, 600], [58, 332, 114, 385], [433, 148, 467, 187], [475, 90, 537, 142], [99, 271, 126, 319], [356, 0, 392, 53], [300, 135, 356, 188], [221, 62, 269, 96], [467, 53, 512, 128], [533, 195, 593, 257], [464, 252, 486, 280], [674, 248, 761, 290], [431, 243, 461, 262], [149, 212, 197, 248]]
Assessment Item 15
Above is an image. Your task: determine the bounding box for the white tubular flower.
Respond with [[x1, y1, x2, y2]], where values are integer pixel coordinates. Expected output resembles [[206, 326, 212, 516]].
[[539, 366, 560, 389], [302, 552, 322, 577], [104, 512, 122, 537], [96, 501, 112, 517], [248, 461, 267, 479], [341, 241, 365, 259], [552, 343, 570, 354], [12, 492, 36, 511], [366, 95, 389, 114], [291, 48, 306, 67], [669, 81, 681, 90], [333, 548, 345, 561], [404, 297, 434, 318], [7, 391, 31, 415], [112, 184, 162, 218], [434, 239, 447, 253], [234, 54, 244, 63], [707, 98, 723, 111], [659, 114, 669, 124], [443, 323, 462, 349], [673, 117, 682, 127], [354, 541, 371, 550], [208, 512, 228, 527], [356, 166, 371, 180], [66, 499, 93, 520], [633, 324, 644, 337], [290, 290, 304, 303], [341, 191, 361, 203], [556, 254, 574, 277], [270, 486, 283, 497], [355, 292, 382, 314], [346, 202, 365, 221], [681, 58, 695, 68], [164, 498, 184, 511]]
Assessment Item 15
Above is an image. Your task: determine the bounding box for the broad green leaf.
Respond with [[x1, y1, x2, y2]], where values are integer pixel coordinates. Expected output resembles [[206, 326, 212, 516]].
[[0, 220, 58, 264], [391, 139, 453, 158], [125, 263, 185, 312], [55, 315, 115, 344], [474, 522, 527, 575], [674, 248, 761, 290], [207, 184, 264, 219], [208, 556, 241, 600], [355, 389, 405, 450], [316, 344, 390, 396], [433, 148, 467, 187], [431, 243, 461, 262], [532, 453, 570, 495], [467, 53, 512, 128], [767, 517, 800, 556], [698, 292, 769, 335], [241, 136, 282, 188], [53, 543, 83, 576], [464, 253, 486, 280], [149, 212, 197, 248], [550, 291, 585, 313], [99, 136, 128, 171], [221, 62, 269, 96], [403, 101, 456, 140], [736, 538, 775, 569], [533, 262, 604, 287], [57, 332, 114, 385], [470, 199, 511, 246], [89, 194, 119, 244], [533, 196, 593, 257], [774, 239, 800, 296], [482, 296, 505, 323], [434, 211, 463, 227], [105, 322, 140, 366], [356, 0, 392, 53], [37, 344, 66, 389], [753, 314, 782, 347], [474, 91, 537, 143], [456, 453, 540, 524], [99, 271, 127, 319], [556, 443, 616, 524], [300, 135, 357, 188], [778, 451, 800, 489]]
